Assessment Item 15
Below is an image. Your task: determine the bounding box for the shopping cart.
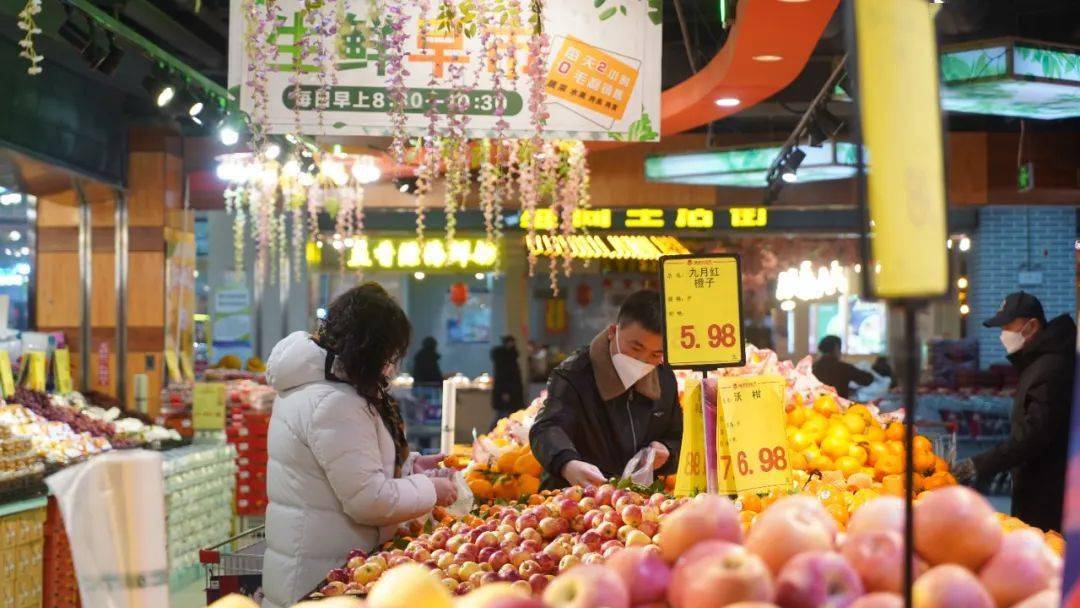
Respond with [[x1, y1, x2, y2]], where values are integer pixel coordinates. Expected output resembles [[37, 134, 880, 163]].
[[200, 524, 267, 603]]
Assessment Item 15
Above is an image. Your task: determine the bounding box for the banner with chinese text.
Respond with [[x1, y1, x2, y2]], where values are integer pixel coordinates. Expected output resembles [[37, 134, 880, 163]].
[[227, 0, 663, 141]]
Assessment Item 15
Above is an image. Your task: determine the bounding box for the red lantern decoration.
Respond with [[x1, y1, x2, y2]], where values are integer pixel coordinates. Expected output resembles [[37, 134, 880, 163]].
[[602, 278, 613, 289], [449, 282, 469, 307], [575, 283, 593, 308]]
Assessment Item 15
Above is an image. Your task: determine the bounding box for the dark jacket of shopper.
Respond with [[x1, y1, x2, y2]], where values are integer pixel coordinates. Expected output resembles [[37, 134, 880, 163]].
[[411, 338, 443, 384], [490, 341, 525, 414], [973, 314, 1077, 532], [529, 331, 682, 489], [812, 353, 874, 399]]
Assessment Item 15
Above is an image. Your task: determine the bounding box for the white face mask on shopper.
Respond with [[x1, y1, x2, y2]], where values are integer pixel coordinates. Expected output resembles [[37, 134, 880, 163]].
[[611, 326, 656, 390], [1000, 320, 1035, 354]]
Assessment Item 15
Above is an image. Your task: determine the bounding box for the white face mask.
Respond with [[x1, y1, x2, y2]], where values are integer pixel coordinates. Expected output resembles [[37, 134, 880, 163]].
[[1000, 320, 1035, 354], [611, 326, 656, 390]]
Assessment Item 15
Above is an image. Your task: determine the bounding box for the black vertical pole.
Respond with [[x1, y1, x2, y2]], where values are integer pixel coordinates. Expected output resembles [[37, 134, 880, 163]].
[[902, 302, 919, 608]]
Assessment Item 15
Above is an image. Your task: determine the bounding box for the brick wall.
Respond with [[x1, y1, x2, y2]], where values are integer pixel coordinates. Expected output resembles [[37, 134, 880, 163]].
[[971, 206, 1077, 368]]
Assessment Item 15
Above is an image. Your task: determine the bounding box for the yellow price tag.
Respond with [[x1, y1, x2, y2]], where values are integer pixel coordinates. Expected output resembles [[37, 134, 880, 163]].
[[179, 352, 195, 382], [164, 350, 182, 384], [660, 255, 745, 369], [22, 351, 46, 392], [715, 375, 792, 495], [192, 382, 226, 430], [674, 378, 708, 497], [0, 350, 14, 398], [54, 348, 73, 394]]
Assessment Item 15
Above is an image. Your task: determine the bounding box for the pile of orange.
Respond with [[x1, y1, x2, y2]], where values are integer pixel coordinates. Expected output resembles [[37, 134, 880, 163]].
[[465, 443, 543, 501]]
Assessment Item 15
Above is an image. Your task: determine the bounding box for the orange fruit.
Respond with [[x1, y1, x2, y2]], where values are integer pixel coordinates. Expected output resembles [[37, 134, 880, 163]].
[[847, 404, 873, 423], [514, 451, 544, 477], [841, 412, 867, 435], [802, 417, 828, 443], [913, 435, 933, 453], [740, 493, 764, 513], [826, 501, 849, 527], [1046, 531, 1065, 557], [739, 510, 757, 533], [787, 406, 809, 427], [808, 455, 835, 471], [468, 478, 493, 500], [493, 476, 519, 500], [814, 394, 840, 417], [821, 436, 851, 460], [934, 456, 949, 474], [835, 455, 862, 478], [886, 441, 905, 456], [867, 442, 889, 466], [866, 426, 886, 443], [848, 444, 869, 466], [885, 422, 905, 442], [789, 430, 813, 451], [881, 474, 904, 496], [803, 446, 822, 463], [875, 453, 904, 477], [826, 423, 853, 442], [496, 449, 521, 473], [517, 474, 541, 497], [914, 450, 936, 474], [788, 450, 808, 471]]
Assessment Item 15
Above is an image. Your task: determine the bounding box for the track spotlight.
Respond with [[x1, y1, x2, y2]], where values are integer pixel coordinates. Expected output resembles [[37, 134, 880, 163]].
[[780, 148, 806, 184], [143, 74, 176, 108]]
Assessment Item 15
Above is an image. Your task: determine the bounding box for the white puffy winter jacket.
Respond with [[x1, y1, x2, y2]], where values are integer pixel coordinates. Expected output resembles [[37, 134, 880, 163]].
[[261, 332, 437, 608]]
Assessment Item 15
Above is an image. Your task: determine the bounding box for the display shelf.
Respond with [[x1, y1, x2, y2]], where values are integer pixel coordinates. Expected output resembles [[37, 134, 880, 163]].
[[0, 496, 47, 519]]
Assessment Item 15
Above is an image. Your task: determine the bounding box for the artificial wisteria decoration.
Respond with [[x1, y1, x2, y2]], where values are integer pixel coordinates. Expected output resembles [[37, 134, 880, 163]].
[[382, 4, 412, 165], [477, 139, 499, 245], [522, 0, 550, 277], [305, 0, 339, 131], [559, 140, 586, 276], [540, 141, 560, 295], [16, 0, 43, 75], [243, 0, 276, 152]]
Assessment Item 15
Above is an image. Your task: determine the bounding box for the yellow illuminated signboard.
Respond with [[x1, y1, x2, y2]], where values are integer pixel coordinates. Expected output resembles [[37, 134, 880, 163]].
[[729, 207, 767, 228], [341, 237, 499, 271], [660, 254, 745, 369], [521, 207, 766, 231]]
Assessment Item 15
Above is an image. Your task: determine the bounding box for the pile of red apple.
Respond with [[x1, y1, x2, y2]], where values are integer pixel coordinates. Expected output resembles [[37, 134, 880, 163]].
[[321, 484, 682, 597], [318, 484, 1062, 608]]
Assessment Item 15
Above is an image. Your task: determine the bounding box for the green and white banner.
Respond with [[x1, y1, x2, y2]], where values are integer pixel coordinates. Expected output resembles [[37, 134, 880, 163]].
[[227, 0, 663, 141]]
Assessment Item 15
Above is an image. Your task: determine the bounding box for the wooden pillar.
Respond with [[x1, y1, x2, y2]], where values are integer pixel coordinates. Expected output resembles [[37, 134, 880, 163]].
[[123, 128, 184, 416], [35, 189, 82, 354]]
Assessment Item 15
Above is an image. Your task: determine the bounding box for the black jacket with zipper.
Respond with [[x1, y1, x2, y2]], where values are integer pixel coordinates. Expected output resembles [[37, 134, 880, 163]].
[[973, 314, 1077, 532], [529, 333, 682, 489]]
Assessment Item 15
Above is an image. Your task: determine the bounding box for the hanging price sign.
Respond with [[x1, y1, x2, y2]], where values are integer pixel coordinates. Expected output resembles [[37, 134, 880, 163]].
[[21, 351, 46, 392], [164, 351, 183, 384], [54, 348, 73, 394], [0, 350, 14, 398], [674, 378, 708, 497], [715, 375, 792, 494], [659, 254, 745, 370], [192, 382, 226, 431]]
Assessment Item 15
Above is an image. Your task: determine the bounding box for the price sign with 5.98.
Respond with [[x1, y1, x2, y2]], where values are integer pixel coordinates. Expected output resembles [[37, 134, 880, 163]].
[[715, 375, 792, 494], [659, 254, 745, 369]]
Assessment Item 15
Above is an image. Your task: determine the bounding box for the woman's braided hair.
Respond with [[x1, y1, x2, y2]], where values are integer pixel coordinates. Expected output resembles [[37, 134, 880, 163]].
[[314, 282, 411, 472]]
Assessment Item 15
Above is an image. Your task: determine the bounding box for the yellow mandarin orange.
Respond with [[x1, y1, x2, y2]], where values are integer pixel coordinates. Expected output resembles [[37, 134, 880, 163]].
[[867, 442, 888, 466], [808, 455, 835, 471], [913, 435, 933, 453], [886, 441, 905, 456], [847, 404, 873, 423], [934, 456, 950, 474], [834, 456, 862, 477], [514, 451, 544, 477], [914, 450, 936, 474], [492, 476, 519, 500], [787, 406, 808, 427], [740, 493, 764, 513], [802, 417, 828, 443], [826, 501, 849, 527], [517, 474, 541, 497], [875, 453, 904, 478], [841, 412, 867, 435], [826, 422, 852, 442], [848, 444, 869, 466], [789, 431, 813, 451], [881, 475, 904, 496], [866, 426, 886, 443], [803, 446, 822, 462], [821, 436, 851, 460], [739, 510, 756, 533], [885, 421, 905, 442], [496, 449, 521, 473], [468, 478, 493, 500], [814, 394, 840, 417], [788, 450, 808, 471]]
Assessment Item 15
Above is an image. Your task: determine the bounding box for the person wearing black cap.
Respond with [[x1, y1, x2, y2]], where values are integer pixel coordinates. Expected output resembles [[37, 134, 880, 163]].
[[953, 291, 1077, 532]]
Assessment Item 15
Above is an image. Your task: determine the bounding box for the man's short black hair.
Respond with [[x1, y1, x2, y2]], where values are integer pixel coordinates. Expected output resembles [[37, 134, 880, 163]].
[[617, 289, 663, 334], [818, 335, 842, 355]]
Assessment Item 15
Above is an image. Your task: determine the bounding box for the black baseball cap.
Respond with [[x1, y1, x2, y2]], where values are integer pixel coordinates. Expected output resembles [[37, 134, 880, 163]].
[[983, 291, 1046, 328]]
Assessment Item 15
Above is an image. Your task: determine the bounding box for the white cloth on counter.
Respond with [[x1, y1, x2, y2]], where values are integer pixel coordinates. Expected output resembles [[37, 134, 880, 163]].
[[261, 331, 437, 608]]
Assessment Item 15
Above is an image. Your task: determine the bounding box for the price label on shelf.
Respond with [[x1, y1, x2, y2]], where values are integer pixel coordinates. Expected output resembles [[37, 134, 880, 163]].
[[674, 378, 708, 497], [192, 382, 226, 431], [54, 348, 73, 394], [715, 375, 792, 495], [0, 350, 14, 398], [659, 255, 745, 369]]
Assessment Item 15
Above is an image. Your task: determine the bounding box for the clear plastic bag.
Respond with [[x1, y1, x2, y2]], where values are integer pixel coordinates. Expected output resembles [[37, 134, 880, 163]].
[[621, 446, 656, 486], [446, 470, 475, 518]]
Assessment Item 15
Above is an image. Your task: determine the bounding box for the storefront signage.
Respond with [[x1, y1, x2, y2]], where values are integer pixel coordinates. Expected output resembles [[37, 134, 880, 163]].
[[526, 234, 689, 261], [519, 207, 768, 231], [659, 254, 745, 369], [715, 375, 792, 494], [343, 237, 498, 270], [193, 382, 227, 431], [227, 0, 662, 141]]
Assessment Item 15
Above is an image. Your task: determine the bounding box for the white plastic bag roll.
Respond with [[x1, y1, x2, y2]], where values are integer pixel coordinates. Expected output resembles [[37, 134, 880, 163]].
[[46, 449, 169, 608]]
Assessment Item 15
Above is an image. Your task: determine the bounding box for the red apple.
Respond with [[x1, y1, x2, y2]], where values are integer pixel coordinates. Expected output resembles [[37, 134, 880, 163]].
[[488, 549, 511, 571], [638, 520, 659, 537], [625, 529, 652, 547], [353, 562, 383, 584], [520, 539, 542, 553], [457, 543, 480, 562], [775, 550, 863, 608], [482, 571, 502, 586], [595, 484, 616, 507], [499, 563, 521, 581], [529, 573, 550, 595], [520, 528, 543, 543], [621, 505, 644, 526], [601, 539, 624, 553], [519, 559, 543, 579], [913, 486, 1002, 571], [448, 534, 469, 554], [913, 564, 993, 608], [563, 486, 584, 502], [578, 497, 597, 512], [534, 551, 557, 574], [617, 524, 635, 543], [457, 582, 475, 595], [668, 542, 774, 608], [570, 514, 586, 532], [572, 543, 591, 559], [1013, 590, 1062, 608], [979, 529, 1060, 608], [556, 498, 579, 520], [605, 546, 671, 605], [543, 564, 630, 608], [582, 553, 605, 565], [543, 542, 569, 560], [539, 517, 568, 539], [582, 510, 603, 529], [840, 530, 926, 594], [745, 496, 836, 574], [559, 554, 582, 571], [516, 513, 540, 533], [321, 580, 346, 596], [595, 521, 619, 541], [658, 494, 743, 563], [327, 568, 351, 584], [477, 531, 500, 549], [850, 593, 903, 608]]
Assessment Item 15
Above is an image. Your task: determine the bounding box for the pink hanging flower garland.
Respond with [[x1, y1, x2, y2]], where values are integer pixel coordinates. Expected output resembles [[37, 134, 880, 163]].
[[382, 4, 412, 166]]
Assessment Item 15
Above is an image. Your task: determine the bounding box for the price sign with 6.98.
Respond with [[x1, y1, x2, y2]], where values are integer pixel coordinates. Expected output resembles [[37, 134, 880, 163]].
[[659, 254, 745, 369], [715, 375, 792, 494]]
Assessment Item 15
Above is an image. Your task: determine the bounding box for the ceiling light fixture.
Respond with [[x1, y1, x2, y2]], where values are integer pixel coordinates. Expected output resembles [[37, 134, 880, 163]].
[[715, 97, 741, 107], [780, 148, 806, 183], [752, 55, 783, 62]]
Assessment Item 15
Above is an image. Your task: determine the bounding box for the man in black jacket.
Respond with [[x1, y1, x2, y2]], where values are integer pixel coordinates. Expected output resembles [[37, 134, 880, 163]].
[[812, 335, 874, 399], [529, 290, 682, 489], [954, 292, 1077, 531]]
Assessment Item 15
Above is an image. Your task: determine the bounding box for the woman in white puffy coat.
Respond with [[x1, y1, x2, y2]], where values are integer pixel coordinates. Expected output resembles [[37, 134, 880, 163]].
[[261, 284, 458, 608]]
